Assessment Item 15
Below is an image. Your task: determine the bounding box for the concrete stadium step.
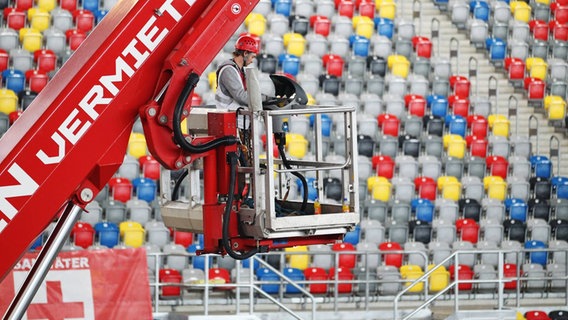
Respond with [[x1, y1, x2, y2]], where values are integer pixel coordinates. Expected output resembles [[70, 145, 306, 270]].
[[395, 0, 568, 176]]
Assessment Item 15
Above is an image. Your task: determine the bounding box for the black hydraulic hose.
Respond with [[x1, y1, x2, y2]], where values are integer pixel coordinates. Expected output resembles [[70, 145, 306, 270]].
[[223, 152, 258, 260], [171, 169, 188, 201], [173, 73, 239, 154], [277, 144, 308, 213]]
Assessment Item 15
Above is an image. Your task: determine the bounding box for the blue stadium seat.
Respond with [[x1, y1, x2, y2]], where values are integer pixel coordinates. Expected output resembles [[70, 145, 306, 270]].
[[257, 268, 280, 294], [505, 198, 527, 222], [470, 1, 490, 22], [281, 54, 300, 76], [94, 221, 119, 248], [427, 95, 449, 118], [2, 69, 25, 93], [374, 17, 394, 39], [283, 267, 305, 294], [411, 198, 434, 223], [445, 115, 467, 137], [525, 240, 548, 266], [132, 177, 157, 202], [530, 155, 552, 179]]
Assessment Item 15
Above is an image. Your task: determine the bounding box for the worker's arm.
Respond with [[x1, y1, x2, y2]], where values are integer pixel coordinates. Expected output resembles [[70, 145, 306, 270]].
[[220, 67, 249, 107]]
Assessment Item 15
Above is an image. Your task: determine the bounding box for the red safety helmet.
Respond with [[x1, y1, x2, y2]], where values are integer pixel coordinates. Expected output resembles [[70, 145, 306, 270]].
[[235, 34, 260, 54]]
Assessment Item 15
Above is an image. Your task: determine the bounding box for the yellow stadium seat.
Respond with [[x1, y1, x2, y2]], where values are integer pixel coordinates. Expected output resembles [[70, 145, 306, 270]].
[[510, 1, 531, 23], [354, 16, 374, 39], [307, 93, 316, 105], [286, 33, 306, 56], [245, 13, 266, 36], [367, 176, 382, 193], [427, 265, 450, 292], [400, 265, 424, 293], [492, 117, 510, 137], [128, 132, 147, 159], [0, 89, 18, 115], [378, 0, 397, 20], [20, 28, 42, 52], [286, 133, 308, 159], [37, 0, 57, 12], [535, 0, 550, 4], [285, 246, 310, 270], [487, 179, 507, 201], [437, 175, 459, 191], [120, 221, 145, 248], [387, 55, 410, 78], [526, 57, 547, 81], [371, 177, 391, 202], [29, 10, 50, 32], [546, 96, 567, 120], [208, 71, 217, 92], [442, 181, 462, 201], [447, 136, 466, 158], [483, 175, 503, 189]]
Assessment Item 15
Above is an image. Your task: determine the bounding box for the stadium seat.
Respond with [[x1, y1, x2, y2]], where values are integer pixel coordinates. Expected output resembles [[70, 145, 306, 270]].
[[159, 268, 182, 298], [304, 267, 328, 294], [119, 221, 145, 248], [108, 177, 132, 203], [379, 241, 403, 268], [71, 222, 94, 249], [328, 267, 354, 294]]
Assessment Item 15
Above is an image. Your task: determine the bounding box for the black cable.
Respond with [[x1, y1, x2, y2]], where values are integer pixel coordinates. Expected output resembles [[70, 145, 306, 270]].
[[172, 73, 239, 154], [171, 169, 188, 201], [277, 143, 308, 213], [223, 152, 258, 260]]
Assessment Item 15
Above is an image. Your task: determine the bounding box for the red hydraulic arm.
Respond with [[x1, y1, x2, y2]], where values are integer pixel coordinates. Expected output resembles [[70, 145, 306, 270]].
[[0, 0, 259, 282]]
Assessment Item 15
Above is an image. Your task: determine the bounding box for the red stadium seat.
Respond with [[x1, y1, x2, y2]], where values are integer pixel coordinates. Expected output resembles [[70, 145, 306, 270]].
[[26, 70, 49, 93], [34, 49, 57, 73], [372, 155, 395, 179], [15, 0, 33, 10], [414, 176, 437, 201], [323, 54, 344, 77], [337, 0, 355, 17], [504, 57, 525, 82], [524, 77, 546, 101], [73, 9, 95, 33], [377, 113, 399, 137], [5, 8, 26, 30], [208, 267, 232, 290], [503, 263, 518, 290], [173, 230, 193, 248], [159, 269, 182, 297], [466, 135, 488, 158], [9, 110, 22, 124], [529, 20, 549, 41], [467, 115, 488, 138], [449, 264, 474, 291], [405, 94, 426, 117], [108, 177, 132, 203], [359, 0, 375, 18], [379, 241, 403, 268], [60, 0, 77, 12], [456, 218, 479, 244], [0, 50, 9, 73], [412, 36, 432, 59], [525, 311, 551, 320], [550, 20, 568, 41], [190, 92, 202, 106], [448, 95, 470, 117], [66, 29, 87, 51], [71, 222, 94, 249], [328, 267, 354, 294], [139, 155, 161, 180], [332, 242, 356, 269], [449, 76, 471, 99], [304, 267, 328, 294], [311, 15, 331, 37], [486, 155, 509, 179], [553, 4, 568, 24]]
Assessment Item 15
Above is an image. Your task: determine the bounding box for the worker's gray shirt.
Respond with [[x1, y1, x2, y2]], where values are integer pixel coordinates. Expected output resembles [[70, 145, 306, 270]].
[[216, 61, 248, 109]]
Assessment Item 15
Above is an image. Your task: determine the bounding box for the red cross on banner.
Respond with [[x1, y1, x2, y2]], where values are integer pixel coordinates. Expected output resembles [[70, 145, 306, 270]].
[[27, 281, 84, 320], [0, 248, 152, 319]]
